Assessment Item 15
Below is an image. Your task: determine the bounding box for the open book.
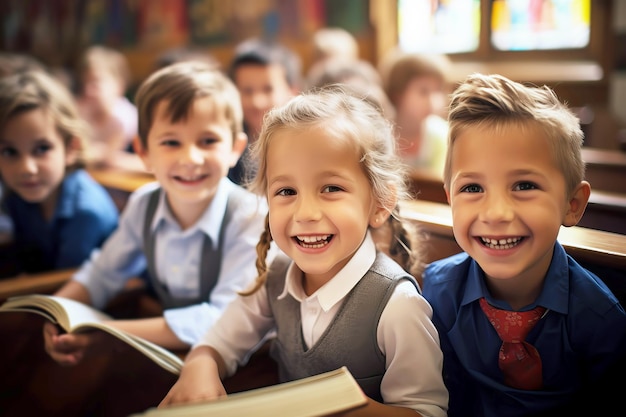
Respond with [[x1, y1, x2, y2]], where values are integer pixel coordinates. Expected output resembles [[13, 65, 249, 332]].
[[0, 294, 183, 375], [131, 366, 367, 417]]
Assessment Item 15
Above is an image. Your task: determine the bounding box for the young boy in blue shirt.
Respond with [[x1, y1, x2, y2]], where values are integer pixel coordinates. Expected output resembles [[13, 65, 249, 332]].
[[44, 62, 272, 360], [422, 73, 626, 417]]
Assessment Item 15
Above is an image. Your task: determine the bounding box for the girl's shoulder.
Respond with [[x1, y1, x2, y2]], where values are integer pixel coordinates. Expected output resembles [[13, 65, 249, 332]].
[[66, 170, 118, 216]]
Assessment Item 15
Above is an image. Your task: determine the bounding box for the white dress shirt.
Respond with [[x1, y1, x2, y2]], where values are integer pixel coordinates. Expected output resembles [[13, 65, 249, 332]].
[[73, 177, 271, 344]]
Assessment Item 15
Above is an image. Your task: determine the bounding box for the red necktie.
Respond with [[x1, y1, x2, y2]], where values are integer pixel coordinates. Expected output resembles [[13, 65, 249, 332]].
[[479, 297, 546, 390]]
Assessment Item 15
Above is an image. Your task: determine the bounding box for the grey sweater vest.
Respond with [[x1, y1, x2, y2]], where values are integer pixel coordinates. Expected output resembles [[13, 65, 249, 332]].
[[266, 251, 419, 402]]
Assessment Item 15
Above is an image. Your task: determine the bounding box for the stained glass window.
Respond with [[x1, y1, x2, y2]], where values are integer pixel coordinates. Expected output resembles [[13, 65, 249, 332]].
[[491, 0, 591, 51]]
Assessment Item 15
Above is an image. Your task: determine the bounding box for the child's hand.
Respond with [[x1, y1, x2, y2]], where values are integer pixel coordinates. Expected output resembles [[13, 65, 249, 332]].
[[159, 353, 226, 407], [43, 321, 90, 366], [42, 321, 114, 366]]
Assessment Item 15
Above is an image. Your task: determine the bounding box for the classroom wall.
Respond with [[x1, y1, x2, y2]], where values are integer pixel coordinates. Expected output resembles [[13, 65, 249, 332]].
[[2, 0, 624, 148], [610, 0, 626, 129]]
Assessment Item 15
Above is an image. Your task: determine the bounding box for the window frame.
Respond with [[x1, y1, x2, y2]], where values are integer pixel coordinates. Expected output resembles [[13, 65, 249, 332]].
[[372, 0, 614, 84]]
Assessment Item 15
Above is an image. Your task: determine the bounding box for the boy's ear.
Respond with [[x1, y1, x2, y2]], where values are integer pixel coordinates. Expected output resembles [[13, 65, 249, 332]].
[[230, 132, 248, 168], [563, 181, 591, 227], [132, 135, 145, 156], [132, 135, 152, 172]]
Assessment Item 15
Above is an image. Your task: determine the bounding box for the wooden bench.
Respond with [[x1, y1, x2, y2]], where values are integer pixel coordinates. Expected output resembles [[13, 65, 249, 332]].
[[582, 147, 626, 194]]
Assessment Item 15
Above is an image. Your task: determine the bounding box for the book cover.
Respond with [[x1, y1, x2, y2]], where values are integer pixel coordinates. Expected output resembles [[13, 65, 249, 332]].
[[132, 366, 367, 417], [0, 294, 183, 375]]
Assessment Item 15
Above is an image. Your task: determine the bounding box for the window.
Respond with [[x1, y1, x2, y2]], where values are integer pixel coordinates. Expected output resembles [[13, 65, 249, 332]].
[[491, 0, 590, 51], [398, 0, 481, 54], [388, 0, 610, 83], [399, 0, 592, 54]]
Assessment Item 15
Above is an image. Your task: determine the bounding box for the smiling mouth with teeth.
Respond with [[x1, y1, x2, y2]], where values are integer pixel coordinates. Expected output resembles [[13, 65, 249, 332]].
[[175, 174, 208, 182], [296, 235, 332, 249], [480, 237, 523, 250]]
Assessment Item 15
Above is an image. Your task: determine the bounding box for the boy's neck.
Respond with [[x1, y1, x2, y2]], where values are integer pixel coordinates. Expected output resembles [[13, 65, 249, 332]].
[[485, 276, 544, 311]]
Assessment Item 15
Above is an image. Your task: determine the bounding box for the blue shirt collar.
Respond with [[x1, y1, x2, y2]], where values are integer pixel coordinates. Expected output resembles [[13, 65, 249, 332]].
[[461, 242, 569, 314]]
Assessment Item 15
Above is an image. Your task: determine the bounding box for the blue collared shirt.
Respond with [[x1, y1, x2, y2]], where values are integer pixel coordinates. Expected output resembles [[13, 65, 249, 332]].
[[5, 169, 118, 272], [422, 242, 626, 417], [73, 177, 271, 345]]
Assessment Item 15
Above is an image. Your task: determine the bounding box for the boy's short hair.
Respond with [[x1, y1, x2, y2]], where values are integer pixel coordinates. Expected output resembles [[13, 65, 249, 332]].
[[445, 73, 585, 194], [379, 50, 451, 106], [228, 37, 302, 90], [134, 61, 244, 148]]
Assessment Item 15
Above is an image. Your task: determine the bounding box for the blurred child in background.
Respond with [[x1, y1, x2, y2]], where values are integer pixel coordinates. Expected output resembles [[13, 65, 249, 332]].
[[0, 70, 118, 275], [309, 27, 359, 66], [75, 45, 143, 171], [227, 37, 302, 185], [379, 50, 452, 179], [306, 57, 395, 120]]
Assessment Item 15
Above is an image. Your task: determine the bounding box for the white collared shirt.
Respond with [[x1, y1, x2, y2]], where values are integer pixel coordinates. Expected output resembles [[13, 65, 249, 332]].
[[73, 177, 271, 345]]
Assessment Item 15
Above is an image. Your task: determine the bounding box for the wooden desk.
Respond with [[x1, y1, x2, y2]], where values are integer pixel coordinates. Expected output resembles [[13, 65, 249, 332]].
[[0, 268, 76, 301], [87, 166, 155, 193], [87, 166, 155, 212]]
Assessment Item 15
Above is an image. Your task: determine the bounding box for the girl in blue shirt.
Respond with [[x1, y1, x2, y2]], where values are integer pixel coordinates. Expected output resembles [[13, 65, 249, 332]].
[[0, 70, 118, 274], [422, 73, 626, 417]]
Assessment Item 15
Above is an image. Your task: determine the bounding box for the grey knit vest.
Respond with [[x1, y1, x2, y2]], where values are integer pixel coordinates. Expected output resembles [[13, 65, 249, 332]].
[[266, 251, 419, 402]]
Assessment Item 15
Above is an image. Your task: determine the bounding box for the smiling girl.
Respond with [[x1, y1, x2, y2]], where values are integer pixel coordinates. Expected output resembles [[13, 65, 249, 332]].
[[159, 87, 449, 417]]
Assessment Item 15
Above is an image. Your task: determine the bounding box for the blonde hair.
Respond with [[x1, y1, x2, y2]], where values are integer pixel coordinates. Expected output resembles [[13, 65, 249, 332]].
[[0, 70, 88, 169], [242, 86, 426, 294], [445, 73, 585, 195], [134, 61, 244, 148]]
